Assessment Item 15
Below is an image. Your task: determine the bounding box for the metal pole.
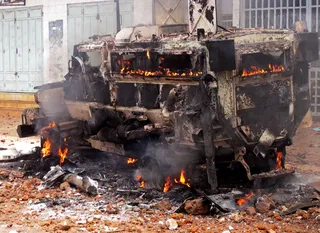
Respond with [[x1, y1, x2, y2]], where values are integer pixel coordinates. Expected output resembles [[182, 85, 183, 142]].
[[115, 0, 121, 32]]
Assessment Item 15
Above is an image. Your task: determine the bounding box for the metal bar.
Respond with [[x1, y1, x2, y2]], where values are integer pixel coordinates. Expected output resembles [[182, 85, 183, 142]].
[[115, 0, 121, 32]]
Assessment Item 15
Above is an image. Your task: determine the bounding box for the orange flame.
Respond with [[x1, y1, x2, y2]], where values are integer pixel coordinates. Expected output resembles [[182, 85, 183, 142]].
[[242, 64, 285, 77], [275, 151, 283, 170], [121, 69, 203, 77], [41, 139, 51, 158], [136, 175, 145, 188], [237, 192, 255, 206], [127, 158, 138, 164], [41, 122, 56, 134], [163, 176, 172, 193], [146, 50, 150, 60], [174, 170, 191, 188], [58, 147, 68, 164], [40, 122, 56, 158], [41, 122, 69, 164]]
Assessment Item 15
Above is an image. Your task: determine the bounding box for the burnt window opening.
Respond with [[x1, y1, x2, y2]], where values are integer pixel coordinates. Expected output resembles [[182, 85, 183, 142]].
[[111, 51, 204, 77], [240, 52, 289, 77]]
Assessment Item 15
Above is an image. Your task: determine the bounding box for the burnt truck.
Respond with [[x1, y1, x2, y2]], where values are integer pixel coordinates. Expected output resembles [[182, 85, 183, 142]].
[[17, 0, 319, 190]]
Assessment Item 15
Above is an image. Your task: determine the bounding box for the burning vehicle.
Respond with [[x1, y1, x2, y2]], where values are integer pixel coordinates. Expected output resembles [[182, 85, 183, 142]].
[[17, 0, 319, 191]]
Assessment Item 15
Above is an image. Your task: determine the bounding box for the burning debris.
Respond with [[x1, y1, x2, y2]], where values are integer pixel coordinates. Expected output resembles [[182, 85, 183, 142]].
[[241, 64, 286, 77], [174, 170, 191, 188], [163, 176, 173, 193], [40, 122, 70, 165], [136, 175, 145, 189], [236, 192, 255, 206], [127, 158, 137, 165]]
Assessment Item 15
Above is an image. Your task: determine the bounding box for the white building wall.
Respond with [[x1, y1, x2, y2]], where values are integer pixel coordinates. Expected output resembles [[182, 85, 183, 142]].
[[0, 0, 153, 86], [232, 0, 240, 28], [133, 0, 153, 25]]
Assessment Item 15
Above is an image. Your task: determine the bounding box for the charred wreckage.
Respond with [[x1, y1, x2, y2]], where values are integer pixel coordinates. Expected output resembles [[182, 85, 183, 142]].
[[17, 1, 319, 192]]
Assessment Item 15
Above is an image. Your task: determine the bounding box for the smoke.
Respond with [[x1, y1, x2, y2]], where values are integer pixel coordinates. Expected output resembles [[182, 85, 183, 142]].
[[135, 141, 197, 190]]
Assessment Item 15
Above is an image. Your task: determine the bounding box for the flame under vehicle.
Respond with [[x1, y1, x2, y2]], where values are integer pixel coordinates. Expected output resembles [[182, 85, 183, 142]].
[[17, 1, 319, 191]]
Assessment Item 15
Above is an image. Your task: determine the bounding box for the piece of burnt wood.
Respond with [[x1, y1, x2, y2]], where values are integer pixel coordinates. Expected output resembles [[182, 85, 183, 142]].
[[280, 202, 320, 216], [125, 127, 173, 140], [199, 74, 218, 191]]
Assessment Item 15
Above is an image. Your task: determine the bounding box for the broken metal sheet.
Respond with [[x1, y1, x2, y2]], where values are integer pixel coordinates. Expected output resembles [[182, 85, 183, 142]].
[[42, 165, 67, 188], [280, 202, 320, 216], [253, 129, 276, 157], [87, 137, 125, 156]]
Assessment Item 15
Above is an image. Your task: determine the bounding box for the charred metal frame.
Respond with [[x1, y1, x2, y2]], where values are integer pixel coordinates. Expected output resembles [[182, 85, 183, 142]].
[[17, 26, 319, 191]]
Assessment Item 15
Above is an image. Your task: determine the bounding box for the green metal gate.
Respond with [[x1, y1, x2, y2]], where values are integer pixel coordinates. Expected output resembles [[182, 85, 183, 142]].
[[0, 7, 43, 92], [67, 0, 133, 59]]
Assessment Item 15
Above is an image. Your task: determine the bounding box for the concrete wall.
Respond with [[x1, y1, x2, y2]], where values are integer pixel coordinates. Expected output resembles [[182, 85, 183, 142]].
[[0, 0, 152, 87]]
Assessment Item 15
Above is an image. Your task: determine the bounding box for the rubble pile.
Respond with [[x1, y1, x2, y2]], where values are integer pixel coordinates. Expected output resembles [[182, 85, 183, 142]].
[[1, 109, 320, 232], [0, 144, 319, 233]]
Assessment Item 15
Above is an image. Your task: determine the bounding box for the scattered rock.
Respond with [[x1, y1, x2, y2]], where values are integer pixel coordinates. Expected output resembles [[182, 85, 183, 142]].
[[87, 217, 94, 223], [170, 213, 184, 219], [230, 213, 243, 223], [184, 198, 210, 215], [218, 217, 226, 222], [273, 212, 282, 221], [256, 224, 268, 230], [76, 220, 86, 225], [315, 215, 320, 222], [21, 178, 41, 191], [246, 206, 257, 215], [157, 199, 172, 211], [133, 206, 140, 212], [10, 171, 24, 178], [296, 209, 310, 219], [0, 170, 10, 179], [279, 205, 288, 212], [105, 203, 119, 214], [255, 195, 275, 213], [55, 221, 72, 231], [60, 182, 71, 192], [166, 219, 178, 230], [222, 230, 231, 233]]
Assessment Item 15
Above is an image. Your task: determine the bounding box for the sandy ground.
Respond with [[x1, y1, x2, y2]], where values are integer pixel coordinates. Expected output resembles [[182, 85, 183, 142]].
[[0, 110, 319, 233]]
